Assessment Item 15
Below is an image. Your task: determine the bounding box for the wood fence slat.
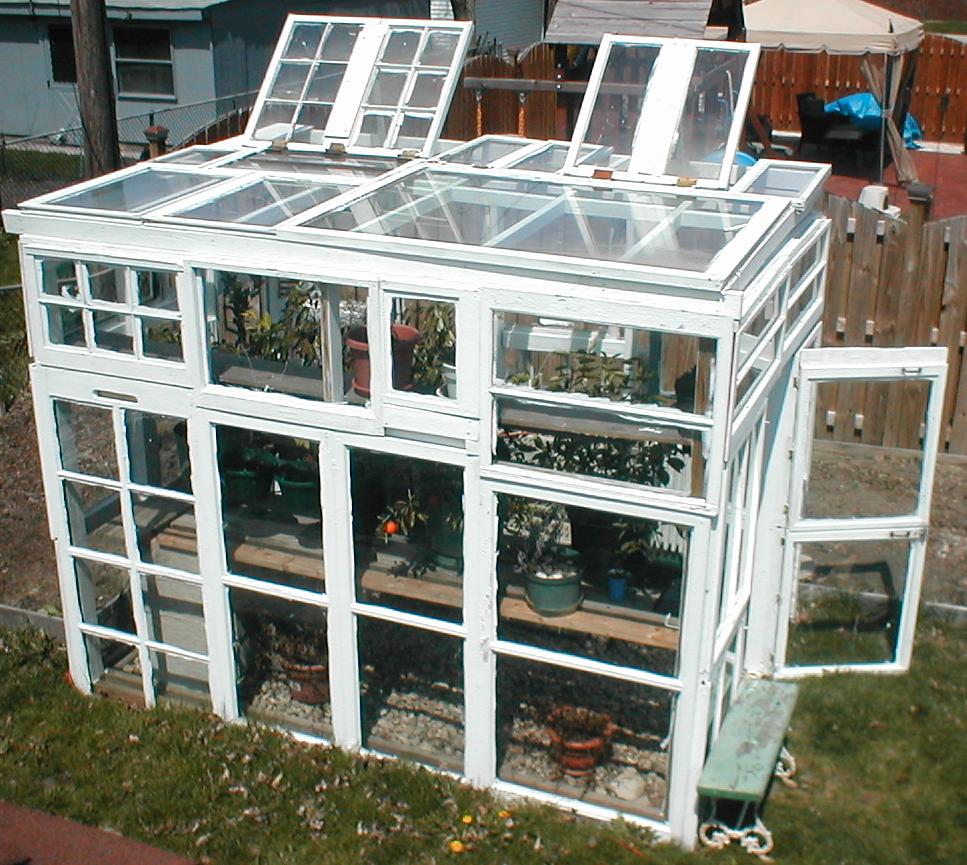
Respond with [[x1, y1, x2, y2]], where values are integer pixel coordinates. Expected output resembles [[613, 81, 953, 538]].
[[936, 231, 967, 449]]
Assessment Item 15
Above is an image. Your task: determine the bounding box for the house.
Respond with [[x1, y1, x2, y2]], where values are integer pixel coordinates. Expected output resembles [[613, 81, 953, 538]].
[[1, 13, 948, 853], [0, 0, 430, 140], [467, 0, 745, 51]]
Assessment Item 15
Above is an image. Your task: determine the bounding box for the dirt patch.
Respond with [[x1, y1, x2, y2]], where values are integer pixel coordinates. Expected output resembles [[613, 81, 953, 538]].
[[0, 395, 58, 609]]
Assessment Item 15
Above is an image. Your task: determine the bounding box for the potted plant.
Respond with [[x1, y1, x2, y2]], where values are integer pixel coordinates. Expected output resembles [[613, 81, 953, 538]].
[[508, 501, 583, 617], [263, 621, 329, 706], [546, 705, 617, 777], [345, 323, 421, 397]]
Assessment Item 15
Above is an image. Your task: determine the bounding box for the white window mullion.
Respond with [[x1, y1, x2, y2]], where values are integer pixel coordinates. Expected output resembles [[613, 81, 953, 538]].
[[321, 435, 362, 749], [326, 24, 388, 141]]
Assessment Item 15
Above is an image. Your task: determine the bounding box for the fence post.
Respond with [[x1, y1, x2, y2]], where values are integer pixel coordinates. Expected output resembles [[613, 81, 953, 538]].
[[143, 125, 169, 159]]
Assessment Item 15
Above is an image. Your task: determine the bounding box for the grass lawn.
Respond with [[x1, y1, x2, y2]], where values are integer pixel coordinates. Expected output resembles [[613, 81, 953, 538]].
[[0, 230, 20, 286], [1, 624, 966, 865]]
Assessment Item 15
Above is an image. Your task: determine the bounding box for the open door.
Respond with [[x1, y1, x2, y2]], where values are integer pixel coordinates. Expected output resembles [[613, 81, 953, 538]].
[[778, 346, 947, 676]]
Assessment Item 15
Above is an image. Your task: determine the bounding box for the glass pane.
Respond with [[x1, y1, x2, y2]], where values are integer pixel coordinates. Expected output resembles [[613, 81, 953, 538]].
[[396, 114, 432, 146], [577, 44, 660, 170], [267, 62, 311, 100], [64, 480, 125, 556], [511, 143, 570, 172], [253, 101, 298, 140], [664, 49, 749, 181], [141, 573, 207, 653], [92, 310, 134, 354], [41, 258, 80, 298], [135, 270, 178, 310], [495, 312, 712, 413], [407, 73, 444, 109], [55, 400, 118, 479], [497, 656, 673, 818], [420, 31, 459, 67], [284, 23, 324, 60], [231, 589, 331, 738], [442, 138, 525, 166], [304, 168, 763, 272], [149, 650, 211, 709], [357, 113, 392, 148], [304, 61, 349, 103], [172, 179, 346, 226], [496, 396, 706, 497], [351, 450, 463, 624], [114, 27, 169, 61], [382, 30, 421, 65], [46, 303, 85, 346], [50, 170, 222, 214], [126, 410, 190, 493], [358, 617, 464, 771], [366, 69, 406, 107], [117, 63, 174, 97], [205, 270, 366, 403], [132, 494, 198, 573], [291, 103, 333, 141], [74, 557, 134, 634], [385, 298, 455, 398], [84, 633, 140, 700], [789, 539, 911, 666], [496, 494, 684, 675], [320, 23, 361, 62], [140, 316, 183, 362], [805, 381, 929, 518], [217, 427, 324, 593]]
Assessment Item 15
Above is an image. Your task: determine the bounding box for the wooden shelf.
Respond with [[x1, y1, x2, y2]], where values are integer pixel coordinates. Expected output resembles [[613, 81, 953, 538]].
[[157, 516, 679, 652]]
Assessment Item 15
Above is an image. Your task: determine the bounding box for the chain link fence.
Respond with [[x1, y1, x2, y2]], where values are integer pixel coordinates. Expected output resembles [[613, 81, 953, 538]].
[[0, 285, 28, 411], [0, 90, 257, 408], [0, 90, 257, 210]]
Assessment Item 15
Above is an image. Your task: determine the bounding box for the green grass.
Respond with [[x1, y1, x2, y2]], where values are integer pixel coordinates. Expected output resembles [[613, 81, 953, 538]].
[[925, 20, 967, 34], [0, 147, 82, 182], [0, 230, 20, 286], [2, 624, 966, 864]]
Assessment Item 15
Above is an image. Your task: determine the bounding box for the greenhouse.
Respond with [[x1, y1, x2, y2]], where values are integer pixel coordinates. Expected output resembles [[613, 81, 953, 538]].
[[1, 15, 947, 850]]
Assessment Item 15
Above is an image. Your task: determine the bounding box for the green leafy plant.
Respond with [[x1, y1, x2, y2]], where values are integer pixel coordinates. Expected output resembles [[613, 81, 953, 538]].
[[402, 301, 455, 392]]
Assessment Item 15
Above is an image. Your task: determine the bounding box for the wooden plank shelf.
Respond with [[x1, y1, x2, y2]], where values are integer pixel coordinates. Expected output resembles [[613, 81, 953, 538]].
[[158, 515, 679, 651]]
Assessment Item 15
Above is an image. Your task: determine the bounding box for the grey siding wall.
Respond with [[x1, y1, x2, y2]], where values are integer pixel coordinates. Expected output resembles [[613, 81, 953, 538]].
[[0, 16, 216, 139], [475, 0, 543, 50]]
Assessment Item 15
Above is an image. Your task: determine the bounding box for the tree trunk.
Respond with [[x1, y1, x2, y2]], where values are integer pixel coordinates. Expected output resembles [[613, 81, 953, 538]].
[[70, 0, 121, 178]]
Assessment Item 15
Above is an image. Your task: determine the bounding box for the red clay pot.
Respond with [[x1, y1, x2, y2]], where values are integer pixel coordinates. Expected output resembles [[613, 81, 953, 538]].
[[281, 659, 330, 706], [546, 706, 617, 777], [345, 324, 421, 397]]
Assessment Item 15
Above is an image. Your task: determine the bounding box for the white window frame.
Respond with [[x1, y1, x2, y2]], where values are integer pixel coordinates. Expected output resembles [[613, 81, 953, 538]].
[[112, 25, 175, 100], [777, 345, 948, 677], [562, 36, 760, 190]]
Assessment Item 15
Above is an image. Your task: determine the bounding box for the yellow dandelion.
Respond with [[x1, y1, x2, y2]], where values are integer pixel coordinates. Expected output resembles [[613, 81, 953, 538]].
[[448, 839, 466, 854], [461, 814, 474, 825], [498, 809, 512, 819]]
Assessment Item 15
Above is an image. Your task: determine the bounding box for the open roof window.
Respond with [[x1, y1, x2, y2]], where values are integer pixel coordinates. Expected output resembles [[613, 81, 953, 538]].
[[563, 36, 759, 189], [246, 16, 472, 157]]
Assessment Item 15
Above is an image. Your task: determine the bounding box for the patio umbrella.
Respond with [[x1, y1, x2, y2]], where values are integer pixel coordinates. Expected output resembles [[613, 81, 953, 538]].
[[744, 0, 924, 181]]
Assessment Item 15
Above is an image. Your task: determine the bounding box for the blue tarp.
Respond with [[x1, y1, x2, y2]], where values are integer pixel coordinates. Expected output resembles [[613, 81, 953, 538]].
[[825, 92, 923, 148]]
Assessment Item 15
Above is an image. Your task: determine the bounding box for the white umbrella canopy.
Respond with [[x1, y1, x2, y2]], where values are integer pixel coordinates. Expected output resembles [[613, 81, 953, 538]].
[[744, 0, 923, 56]]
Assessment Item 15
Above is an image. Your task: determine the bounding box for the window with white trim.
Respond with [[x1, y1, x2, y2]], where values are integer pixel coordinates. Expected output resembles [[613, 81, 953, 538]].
[[113, 27, 174, 97]]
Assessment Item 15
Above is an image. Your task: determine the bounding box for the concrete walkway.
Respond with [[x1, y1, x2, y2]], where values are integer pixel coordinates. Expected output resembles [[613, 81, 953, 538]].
[[0, 801, 195, 865]]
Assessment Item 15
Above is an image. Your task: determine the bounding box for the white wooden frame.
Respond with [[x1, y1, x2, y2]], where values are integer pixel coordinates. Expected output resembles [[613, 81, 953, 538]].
[[777, 346, 948, 676], [562, 36, 760, 189]]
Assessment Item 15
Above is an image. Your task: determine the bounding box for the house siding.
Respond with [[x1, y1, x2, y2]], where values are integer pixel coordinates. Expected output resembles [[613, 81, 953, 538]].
[[474, 0, 544, 50]]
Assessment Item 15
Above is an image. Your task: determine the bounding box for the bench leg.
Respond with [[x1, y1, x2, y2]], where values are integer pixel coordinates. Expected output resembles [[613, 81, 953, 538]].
[[775, 745, 797, 787], [699, 812, 774, 857]]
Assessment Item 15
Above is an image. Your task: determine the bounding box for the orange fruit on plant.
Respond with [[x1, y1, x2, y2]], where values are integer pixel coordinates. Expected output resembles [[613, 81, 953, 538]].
[[383, 519, 399, 536]]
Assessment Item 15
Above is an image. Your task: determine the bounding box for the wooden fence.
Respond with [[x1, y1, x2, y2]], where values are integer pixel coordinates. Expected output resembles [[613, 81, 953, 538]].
[[751, 34, 967, 145], [446, 34, 967, 145], [818, 196, 967, 454]]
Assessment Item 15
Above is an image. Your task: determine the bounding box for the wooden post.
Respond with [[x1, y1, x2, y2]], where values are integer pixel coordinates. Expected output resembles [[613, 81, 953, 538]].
[[71, 0, 121, 179], [143, 125, 169, 159]]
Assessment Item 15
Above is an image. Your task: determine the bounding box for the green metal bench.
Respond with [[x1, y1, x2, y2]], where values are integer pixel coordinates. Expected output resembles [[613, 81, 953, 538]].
[[697, 678, 799, 857]]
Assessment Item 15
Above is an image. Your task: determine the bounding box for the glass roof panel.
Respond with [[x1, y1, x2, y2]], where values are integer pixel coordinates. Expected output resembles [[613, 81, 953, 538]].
[[155, 146, 233, 166], [228, 151, 398, 178], [301, 168, 765, 272], [247, 16, 470, 155], [442, 139, 531, 167], [567, 37, 759, 188], [47, 170, 223, 214], [169, 178, 348, 226]]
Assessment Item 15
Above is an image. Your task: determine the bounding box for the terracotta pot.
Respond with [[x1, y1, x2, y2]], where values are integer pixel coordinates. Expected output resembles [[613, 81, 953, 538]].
[[345, 324, 421, 397], [280, 658, 329, 706], [546, 706, 617, 777]]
